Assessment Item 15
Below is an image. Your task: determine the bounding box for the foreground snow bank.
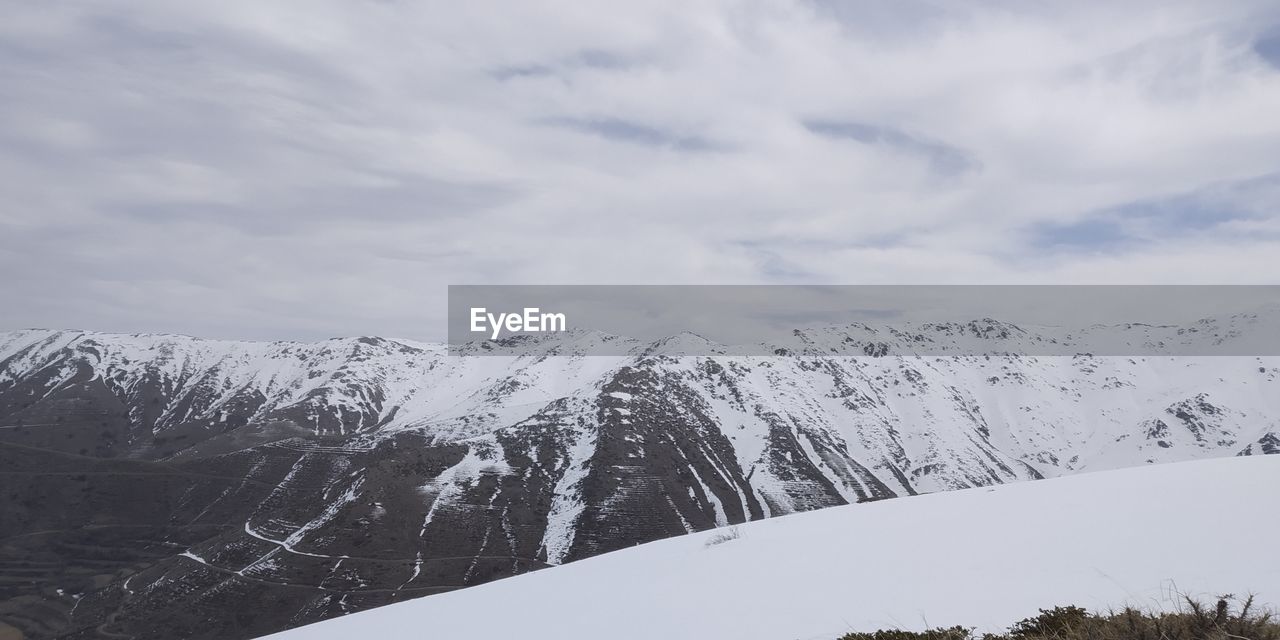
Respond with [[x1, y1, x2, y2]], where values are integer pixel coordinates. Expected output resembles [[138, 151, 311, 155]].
[[268, 456, 1280, 640]]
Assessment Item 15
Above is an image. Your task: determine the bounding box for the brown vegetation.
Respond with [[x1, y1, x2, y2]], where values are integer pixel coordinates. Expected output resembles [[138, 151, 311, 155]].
[[839, 595, 1278, 640]]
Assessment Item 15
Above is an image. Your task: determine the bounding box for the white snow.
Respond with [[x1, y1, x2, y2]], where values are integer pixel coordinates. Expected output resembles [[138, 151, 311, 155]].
[[266, 455, 1280, 640], [3, 328, 1275, 496], [179, 550, 207, 563], [539, 400, 600, 565]]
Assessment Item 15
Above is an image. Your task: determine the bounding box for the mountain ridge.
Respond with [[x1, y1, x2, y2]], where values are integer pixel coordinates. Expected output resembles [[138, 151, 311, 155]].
[[0, 324, 1277, 639]]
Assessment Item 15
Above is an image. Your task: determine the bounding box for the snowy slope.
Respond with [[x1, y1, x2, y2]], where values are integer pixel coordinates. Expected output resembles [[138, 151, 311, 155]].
[[267, 455, 1280, 640]]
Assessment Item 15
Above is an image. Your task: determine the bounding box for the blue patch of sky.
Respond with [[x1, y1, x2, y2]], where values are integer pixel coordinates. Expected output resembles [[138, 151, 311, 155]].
[[1254, 25, 1280, 69], [1029, 175, 1276, 250]]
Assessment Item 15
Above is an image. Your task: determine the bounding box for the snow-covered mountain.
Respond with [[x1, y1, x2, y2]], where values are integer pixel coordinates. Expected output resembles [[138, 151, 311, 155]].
[[263, 454, 1280, 640], [1, 321, 1277, 639]]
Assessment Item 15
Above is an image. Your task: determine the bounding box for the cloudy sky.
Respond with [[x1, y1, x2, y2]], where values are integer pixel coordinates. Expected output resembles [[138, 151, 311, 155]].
[[3, 0, 1280, 341]]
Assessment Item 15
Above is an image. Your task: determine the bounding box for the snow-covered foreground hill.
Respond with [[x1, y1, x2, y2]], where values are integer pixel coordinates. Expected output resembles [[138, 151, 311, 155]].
[[268, 455, 1280, 640]]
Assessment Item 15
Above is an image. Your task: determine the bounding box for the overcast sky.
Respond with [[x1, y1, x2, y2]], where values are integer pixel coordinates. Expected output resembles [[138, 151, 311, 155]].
[[3, 0, 1280, 341]]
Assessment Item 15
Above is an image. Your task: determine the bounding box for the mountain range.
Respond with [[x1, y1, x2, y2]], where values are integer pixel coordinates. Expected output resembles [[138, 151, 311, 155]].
[[0, 321, 1277, 639]]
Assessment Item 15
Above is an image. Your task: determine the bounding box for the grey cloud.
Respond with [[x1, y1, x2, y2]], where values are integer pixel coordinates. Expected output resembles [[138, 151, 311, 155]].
[[804, 0, 970, 39], [492, 64, 556, 80], [106, 174, 517, 232], [493, 48, 639, 80], [14, 10, 354, 89], [544, 117, 721, 151], [573, 49, 634, 70], [731, 241, 818, 282], [1029, 218, 1136, 251], [804, 120, 979, 176]]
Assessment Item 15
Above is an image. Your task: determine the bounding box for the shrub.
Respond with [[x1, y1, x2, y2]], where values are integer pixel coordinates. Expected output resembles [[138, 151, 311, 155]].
[[1007, 605, 1090, 639], [840, 627, 972, 640], [837, 595, 1279, 640]]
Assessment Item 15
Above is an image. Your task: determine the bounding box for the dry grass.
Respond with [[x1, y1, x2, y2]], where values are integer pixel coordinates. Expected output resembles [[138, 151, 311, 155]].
[[704, 525, 741, 547], [839, 595, 1278, 640]]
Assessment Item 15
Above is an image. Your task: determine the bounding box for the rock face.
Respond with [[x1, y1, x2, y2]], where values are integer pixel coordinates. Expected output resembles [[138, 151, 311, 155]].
[[0, 328, 1277, 640]]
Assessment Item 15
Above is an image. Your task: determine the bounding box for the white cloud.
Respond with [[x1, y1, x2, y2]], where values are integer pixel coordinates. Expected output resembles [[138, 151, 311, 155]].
[[2, 0, 1279, 339]]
